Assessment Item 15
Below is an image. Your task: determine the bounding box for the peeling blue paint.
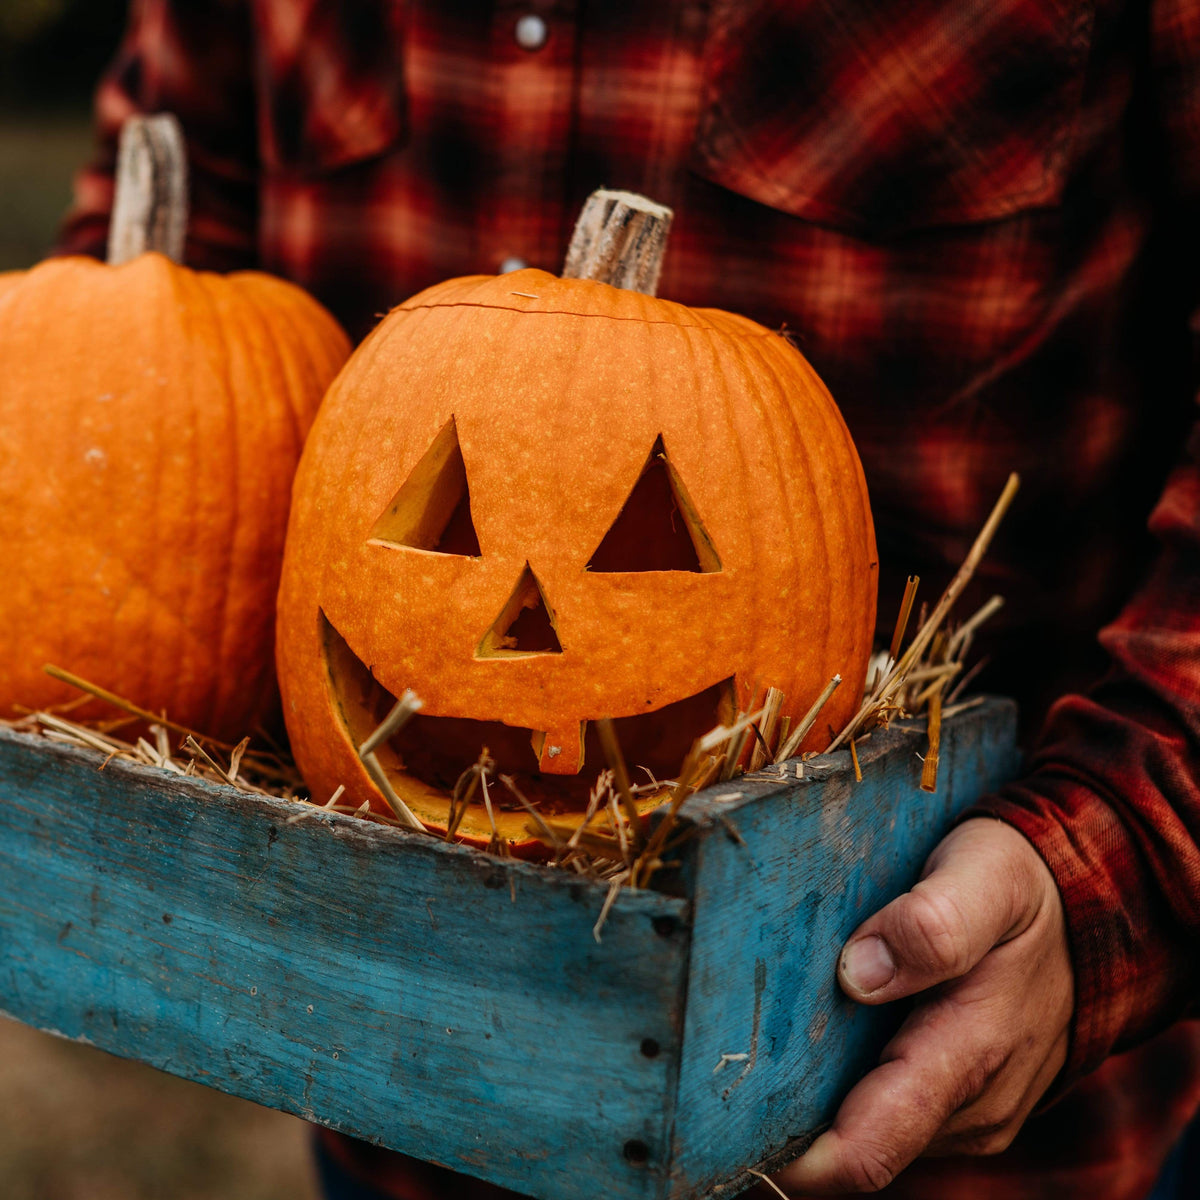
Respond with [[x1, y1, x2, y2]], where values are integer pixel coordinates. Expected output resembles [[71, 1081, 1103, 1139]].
[[0, 700, 1018, 1200]]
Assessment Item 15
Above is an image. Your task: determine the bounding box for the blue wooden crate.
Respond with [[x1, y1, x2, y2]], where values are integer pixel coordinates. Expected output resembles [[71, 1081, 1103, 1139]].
[[0, 698, 1018, 1199]]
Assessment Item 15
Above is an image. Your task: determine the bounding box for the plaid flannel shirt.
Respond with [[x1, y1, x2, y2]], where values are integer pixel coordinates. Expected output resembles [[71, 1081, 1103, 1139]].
[[58, 1, 1200, 1197]]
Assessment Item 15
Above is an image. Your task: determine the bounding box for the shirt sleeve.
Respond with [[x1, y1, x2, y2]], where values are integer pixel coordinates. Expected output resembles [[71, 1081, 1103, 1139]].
[[56, 0, 259, 271], [973, 0, 1200, 1086]]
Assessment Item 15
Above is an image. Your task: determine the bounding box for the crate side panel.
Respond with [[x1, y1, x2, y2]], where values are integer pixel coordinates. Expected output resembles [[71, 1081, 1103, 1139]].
[[670, 701, 1019, 1198], [0, 730, 688, 1200]]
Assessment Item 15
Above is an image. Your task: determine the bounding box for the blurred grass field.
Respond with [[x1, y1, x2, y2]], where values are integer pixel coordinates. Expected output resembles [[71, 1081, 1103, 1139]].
[[0, 1016, 321, 1200], [0, 112, 94, 269]]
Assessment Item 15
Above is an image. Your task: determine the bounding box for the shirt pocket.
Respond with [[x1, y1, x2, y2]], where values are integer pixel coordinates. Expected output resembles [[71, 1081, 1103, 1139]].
[[251, 0, 407, 175], [690, 0, 1097, 235]]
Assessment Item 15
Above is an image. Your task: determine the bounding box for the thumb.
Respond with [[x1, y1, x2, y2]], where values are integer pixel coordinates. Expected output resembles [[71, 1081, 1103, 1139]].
[[837, 819, 1042, 1004]]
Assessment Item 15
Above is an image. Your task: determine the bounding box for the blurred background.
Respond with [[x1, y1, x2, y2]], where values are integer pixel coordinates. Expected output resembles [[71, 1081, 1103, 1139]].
[[1, 3, 320, 1195], [0, 0, 121, 268]]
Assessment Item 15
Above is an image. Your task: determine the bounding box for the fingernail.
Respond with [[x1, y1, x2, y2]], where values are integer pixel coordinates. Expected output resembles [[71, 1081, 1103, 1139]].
[[841, 934, 895, 994]]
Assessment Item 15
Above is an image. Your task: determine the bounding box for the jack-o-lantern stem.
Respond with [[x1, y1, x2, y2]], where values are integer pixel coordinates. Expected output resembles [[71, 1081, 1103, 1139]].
[[107, 113, 189, 266], [562, 189, 673, 296]]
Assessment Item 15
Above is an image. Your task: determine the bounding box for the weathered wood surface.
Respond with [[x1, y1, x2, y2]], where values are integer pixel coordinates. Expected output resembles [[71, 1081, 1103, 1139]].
[[0, 699, 1019, 1200], [670, 698, 1019, 1197], [0, 728, 687, 1200]]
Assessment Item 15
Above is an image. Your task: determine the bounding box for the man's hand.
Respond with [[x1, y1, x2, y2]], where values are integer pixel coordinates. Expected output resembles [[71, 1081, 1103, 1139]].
[[775, 818, 1073, 1195]]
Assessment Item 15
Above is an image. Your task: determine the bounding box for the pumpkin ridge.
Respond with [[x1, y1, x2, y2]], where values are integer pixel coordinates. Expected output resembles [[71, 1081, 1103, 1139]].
[[224, 273, 349, 726], [795, 349, 876, 574], [154, 263, 196, 720], [742, 326, 834, 713], [707, 314, 762, 715], [107, 264, 218, 725], [198, 267, 266, 731], [215, 275, 316, 721], [241, 281, 309, 453], [751, 327, 875, 738], [393, 298, 791, 339], [227, 275, 322, 452]]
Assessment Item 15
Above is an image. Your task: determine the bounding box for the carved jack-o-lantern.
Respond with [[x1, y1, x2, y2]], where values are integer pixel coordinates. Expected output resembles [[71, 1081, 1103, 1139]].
[[276, 193, 876, 847]]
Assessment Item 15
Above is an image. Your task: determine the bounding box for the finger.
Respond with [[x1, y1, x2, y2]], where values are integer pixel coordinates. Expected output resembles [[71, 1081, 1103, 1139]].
[[775, 1000, 1004, 1194], [927, 1023, 1069, 1157], [901, 922, 1070, 1158], [837, 819, 1042, 1003], [775, 1068, 952, 1194]]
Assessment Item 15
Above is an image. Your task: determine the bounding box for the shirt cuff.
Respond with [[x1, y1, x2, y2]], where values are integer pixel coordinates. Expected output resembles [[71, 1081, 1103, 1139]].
[[966, 767, 1183, 1091]]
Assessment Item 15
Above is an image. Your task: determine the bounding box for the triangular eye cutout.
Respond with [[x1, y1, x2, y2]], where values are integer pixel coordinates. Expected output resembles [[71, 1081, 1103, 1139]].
[[478, 565, 563, 657], [588, 436, 721, 573], [370, 417, 482, 556]]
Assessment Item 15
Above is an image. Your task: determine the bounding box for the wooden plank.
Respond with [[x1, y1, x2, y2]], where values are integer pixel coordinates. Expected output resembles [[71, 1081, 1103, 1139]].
[[667, 699, 1019, 1198], [0, 700, 1018, 1200], [0, 728, 688, 1200]]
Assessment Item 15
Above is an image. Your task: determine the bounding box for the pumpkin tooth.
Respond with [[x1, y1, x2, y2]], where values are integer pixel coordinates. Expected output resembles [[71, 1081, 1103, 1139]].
[[532, 724, 585, 774]]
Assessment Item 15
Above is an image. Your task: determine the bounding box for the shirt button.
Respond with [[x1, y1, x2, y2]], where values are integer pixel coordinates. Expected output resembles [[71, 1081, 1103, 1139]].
[[498, 256, 528, 273], [514, 14, 548, 50]]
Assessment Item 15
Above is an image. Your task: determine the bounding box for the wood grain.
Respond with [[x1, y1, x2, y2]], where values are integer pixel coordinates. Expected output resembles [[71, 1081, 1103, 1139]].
[[671, 699, 1019, 1197], [0, 699, 1019, 1199], [0, 729, 687, 1200]]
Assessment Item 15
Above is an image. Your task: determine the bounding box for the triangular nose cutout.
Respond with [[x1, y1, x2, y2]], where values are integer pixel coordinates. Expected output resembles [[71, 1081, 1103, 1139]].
[[370, 417, 481, 556], [588, 436, 720, 573], [478, 565, 563, 657]]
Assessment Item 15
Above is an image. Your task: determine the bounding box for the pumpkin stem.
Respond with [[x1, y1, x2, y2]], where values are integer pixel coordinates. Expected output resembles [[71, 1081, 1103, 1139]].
[[107, 113, 189, 266], [562, 189, 673, 296]]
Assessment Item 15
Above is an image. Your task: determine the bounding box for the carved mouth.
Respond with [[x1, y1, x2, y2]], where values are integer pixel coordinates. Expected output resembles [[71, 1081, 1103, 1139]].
[[320, 611, 734, 840]]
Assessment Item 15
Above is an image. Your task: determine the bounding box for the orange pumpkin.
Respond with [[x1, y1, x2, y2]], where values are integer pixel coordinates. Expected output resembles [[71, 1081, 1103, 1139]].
[[0, 117, 350, 741], [277, 196, 875, 846]]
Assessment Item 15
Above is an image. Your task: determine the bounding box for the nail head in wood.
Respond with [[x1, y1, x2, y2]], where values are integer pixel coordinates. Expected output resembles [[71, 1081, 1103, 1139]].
[[562, 189, 673, 296]]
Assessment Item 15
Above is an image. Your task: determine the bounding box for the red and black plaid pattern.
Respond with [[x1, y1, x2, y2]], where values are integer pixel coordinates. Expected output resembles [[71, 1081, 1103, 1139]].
[[58, 2, 1200, 1197], [692, 0, 1096, 232]]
